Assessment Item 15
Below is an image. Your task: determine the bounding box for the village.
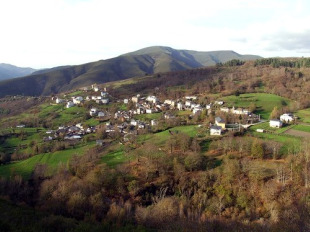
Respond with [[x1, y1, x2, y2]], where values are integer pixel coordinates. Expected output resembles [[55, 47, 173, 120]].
[[39, 84, 297, 144]]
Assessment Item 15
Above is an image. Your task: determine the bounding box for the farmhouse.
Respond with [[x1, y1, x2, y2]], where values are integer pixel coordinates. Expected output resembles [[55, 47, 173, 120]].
[[89, 108, 98, 116], [215, 117, 226, 129], [98, 111, 105, 118], [66, 101, 75, 108], [280, 113, 294, 123], [132, 96, 140, 103], [220, 107, 230, 113], [269, 119, 283, 128], [146, 108, 155, 114], [146, 96, 158, 104], [215, 100, 224, 105], [101, 91, 108, 97], [177, 102, 184, 111], [193, 106, 203, 114], [210, 125, 222, 135], [72, 96, 83, 104], [56, 98, 65, 104]]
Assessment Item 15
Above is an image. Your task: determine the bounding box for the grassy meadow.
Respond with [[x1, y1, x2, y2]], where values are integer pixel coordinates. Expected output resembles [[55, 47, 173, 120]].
[[220, 93, 291, 119]]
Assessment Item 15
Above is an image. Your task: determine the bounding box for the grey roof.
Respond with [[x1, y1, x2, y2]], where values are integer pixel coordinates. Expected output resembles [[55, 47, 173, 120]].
[[215, 117, 225, 123], [210, 125, 222, 130]]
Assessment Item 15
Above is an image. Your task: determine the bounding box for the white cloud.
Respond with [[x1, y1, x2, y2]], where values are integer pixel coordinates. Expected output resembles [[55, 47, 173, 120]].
[[1, 0, 310, 68]]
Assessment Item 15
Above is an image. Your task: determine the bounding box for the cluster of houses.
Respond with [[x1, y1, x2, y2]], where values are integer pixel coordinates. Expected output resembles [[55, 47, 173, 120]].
[[43, 123, 96, 141], [269, 113, 295, 128], [54, 85, 110, 109], [220, 106, 250, 115], [50, 84, 298, 140]]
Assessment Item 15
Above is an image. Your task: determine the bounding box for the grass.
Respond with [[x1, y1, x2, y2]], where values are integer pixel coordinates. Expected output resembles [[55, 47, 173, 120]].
[[139, 125, 199, 145], [292, 124, 310, 133], [177, 110, 192, 116], [250, 131, 302, 155], [220, 93, 291, 119], [0, 127, 46, 154], [250, 122, 294, 134], [67, 90, 83, 96], [84, 118, 100, 127], [101, 148, 127, 168], [134, 112, 163, 121], [0, 142, 94, 179], [296, 108, 310, 123]]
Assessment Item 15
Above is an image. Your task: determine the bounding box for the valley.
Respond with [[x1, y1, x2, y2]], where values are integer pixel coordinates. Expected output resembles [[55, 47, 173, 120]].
[[1, 58, 310, 231]]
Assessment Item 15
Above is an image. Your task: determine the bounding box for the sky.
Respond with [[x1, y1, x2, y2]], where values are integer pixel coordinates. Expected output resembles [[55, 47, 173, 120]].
[[1, 0, 310, 69]]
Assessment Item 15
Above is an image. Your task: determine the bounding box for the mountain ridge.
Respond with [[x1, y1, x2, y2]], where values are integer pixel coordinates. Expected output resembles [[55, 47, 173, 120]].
[[0, 63, 36, 81], [0, 46, 261, 97]]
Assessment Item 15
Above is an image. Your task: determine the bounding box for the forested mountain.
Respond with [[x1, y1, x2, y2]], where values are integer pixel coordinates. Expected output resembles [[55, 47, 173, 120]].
[[0, 46, 260, 97], [0, 63, 35, 81]]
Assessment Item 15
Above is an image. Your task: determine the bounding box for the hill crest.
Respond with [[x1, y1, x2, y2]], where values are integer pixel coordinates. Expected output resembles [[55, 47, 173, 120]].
[[0, 46, 261, 97]]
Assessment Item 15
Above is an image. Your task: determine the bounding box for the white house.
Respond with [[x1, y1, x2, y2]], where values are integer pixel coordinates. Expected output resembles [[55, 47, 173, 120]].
[[124, 99, 129, 104], [98, 111, 105, 118], [66, 101, 75, 108], [232, 107, 250, 115], [132, 96, 139, 103], [73, 96, 83, 104], [185, 96, 197, 100], [146, 96, 158, 104], [280, 113, 294, 123], [177, 102, 184, 111], [56, 98, 65, 104], [269, 119, 283, 128], [151, 119, 157, 126], [185, 101, 192, 107], [76, 123, 83, 129], [138, 123, 145, 129], [220, 107, 230, 113], [93, 86, 99, 92], [210, 125, 222, 135], [101, 98, 109, 104], [130, 119, 138, 126], [146, 108, 155, 114], [206, 104, 212, 109], [101, 91, 108, 97], [193, 106, 203, 114], [164, 99, 175, 107], [215, 100, 224, 105], [89, 108, 98, 116], [136, 107, 146, 115]]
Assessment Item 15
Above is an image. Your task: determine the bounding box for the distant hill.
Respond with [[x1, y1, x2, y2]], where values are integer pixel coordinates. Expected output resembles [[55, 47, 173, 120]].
[[0, 63, 36, 81], [0, 46, 261, 97]]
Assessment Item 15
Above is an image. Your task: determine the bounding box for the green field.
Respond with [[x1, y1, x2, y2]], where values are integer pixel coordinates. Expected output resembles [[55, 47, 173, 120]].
[[296, 108, 310, 123], [0, 143, 93, 179], [250, 122, 294, 134], [292, 124, 310, 133], [38, 104, 88, 127], [220, 93, 291, 119], [139, 125, 199, 145], [0, 127, 46, 154], [134, 112, 163, 121], [101, 146, 128, 167], [250, 131, 302, 155]]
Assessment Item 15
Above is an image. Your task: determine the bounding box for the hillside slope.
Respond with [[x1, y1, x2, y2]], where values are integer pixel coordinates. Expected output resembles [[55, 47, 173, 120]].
[[0, 46, 261, 97], [0, 63, 35, 81]]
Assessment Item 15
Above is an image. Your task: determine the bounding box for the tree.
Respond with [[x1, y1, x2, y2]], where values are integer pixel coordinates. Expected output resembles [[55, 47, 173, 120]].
[[249, 102, 257, 112], [184, 152, 203, 171], [251, 139, 264, 159], [270, 106, 280, 119]]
